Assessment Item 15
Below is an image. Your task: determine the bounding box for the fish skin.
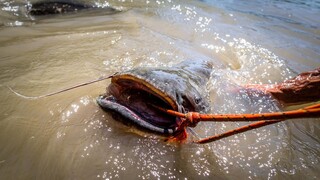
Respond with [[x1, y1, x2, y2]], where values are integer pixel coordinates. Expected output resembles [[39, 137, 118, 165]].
[[118, 60, 213, 113], [28, 1, 119, 16], [97, 59, 213, 134]]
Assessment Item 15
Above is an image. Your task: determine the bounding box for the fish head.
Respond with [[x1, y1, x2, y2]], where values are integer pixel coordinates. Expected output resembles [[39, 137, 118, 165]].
[[97, 60, 213, 135]]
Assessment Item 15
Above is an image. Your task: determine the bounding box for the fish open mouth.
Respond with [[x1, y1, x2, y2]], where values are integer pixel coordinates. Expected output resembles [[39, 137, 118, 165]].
[[97, 74, 180, 134]]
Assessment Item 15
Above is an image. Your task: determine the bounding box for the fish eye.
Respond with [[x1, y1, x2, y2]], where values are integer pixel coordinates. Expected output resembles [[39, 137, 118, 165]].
[[195, 97, 201, 104]]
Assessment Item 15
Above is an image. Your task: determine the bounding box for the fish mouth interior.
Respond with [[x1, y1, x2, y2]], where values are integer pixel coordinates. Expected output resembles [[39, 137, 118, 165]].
[[101, 75, 179, 131]]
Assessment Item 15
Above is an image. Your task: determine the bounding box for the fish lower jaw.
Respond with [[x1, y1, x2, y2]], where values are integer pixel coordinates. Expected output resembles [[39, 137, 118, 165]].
[[96, 95, 176, 134]]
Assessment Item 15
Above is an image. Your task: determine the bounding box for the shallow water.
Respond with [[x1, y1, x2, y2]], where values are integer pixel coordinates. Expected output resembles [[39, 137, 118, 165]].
[[0, 0, 319, 179]]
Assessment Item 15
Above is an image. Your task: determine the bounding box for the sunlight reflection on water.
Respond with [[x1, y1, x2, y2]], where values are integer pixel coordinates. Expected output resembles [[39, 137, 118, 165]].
[[0, 0, 319, 179]]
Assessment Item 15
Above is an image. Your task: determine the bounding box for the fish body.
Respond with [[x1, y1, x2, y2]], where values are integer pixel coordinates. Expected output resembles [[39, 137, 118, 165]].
[[97, 60, 213, 134], [28, 1, 119, 16]]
